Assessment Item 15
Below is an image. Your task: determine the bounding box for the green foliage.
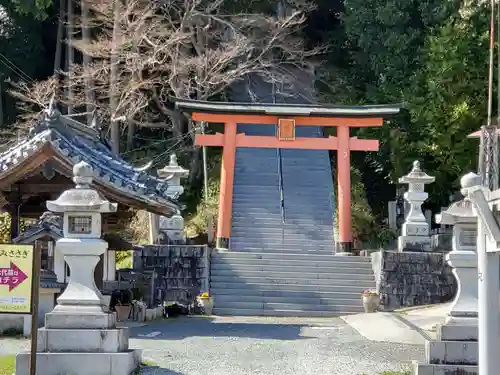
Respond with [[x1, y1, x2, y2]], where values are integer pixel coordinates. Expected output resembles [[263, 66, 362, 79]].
[[0, 0, 47, 128], [2, 0, 495, 243], [11, 0, 53, 19], [186, 157, 221, 237], [0, 355, 15, 375], [350, 166, 395, 247]]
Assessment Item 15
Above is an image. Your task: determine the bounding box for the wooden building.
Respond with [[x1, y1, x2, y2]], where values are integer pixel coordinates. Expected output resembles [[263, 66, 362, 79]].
[[0, 100, 181, 285]]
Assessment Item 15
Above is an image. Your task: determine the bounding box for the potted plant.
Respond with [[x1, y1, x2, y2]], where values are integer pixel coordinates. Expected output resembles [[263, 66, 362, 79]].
[[115, 301, 132, 321], [361, 290, 380, 313], [196, 292, 214, 315]]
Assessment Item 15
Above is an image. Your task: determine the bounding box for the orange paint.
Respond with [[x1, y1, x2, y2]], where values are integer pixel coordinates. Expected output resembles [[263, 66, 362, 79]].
[[195, 133, 224, 147], [236, 134, 338, 150], [197, 116, 383, 250], [336, 126, 351, 244], [192, 113, 383, 127], [217, 122, 237, 241], [196, 133, 379, 152]]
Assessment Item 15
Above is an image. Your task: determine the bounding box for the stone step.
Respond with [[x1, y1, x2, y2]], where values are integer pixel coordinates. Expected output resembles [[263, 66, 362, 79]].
[[229, 241, 335, 250], [231, 209, 334, 217], [235, 168, 331, 174], [211, 263, 373, 274], [229, 239, 334, 246], [211, 270, 374, 281], [210, 281, 371, 293], [212, 252, 371, 263], [213, 294, 362, 305], [231, 223, 334, 231], [230, 235, 333, 242], [233, 187, 334, 194], [210, 288, 367, 300], [214, 301, 365, 312], [229, 230, 334, 238], [212, 308, 358, 317], [210, 275, 374, 287], [231, 218, 334, 226], [212, 260, 371, 269], [425, 340, 477, 365], [229, 248, 336, 255], [212, 258, 371, 268], [413, 361, 478, 375]]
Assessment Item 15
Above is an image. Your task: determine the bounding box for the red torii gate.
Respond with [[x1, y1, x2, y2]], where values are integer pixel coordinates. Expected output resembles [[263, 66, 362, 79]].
[[175, 99, 401, 253]]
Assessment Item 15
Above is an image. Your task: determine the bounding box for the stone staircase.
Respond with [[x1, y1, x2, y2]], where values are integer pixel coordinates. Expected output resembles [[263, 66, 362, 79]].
[[209, 91, 376, 317], [230, 124, 336, 254], [211, 251, 375, 316]]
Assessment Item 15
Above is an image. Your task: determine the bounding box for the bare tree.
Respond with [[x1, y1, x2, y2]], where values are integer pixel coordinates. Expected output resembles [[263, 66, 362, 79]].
[[11, 0, 323, 174]]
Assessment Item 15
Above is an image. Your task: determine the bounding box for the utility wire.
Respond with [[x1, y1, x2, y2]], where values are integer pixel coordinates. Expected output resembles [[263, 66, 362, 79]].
[[0, 52, 34, 83]]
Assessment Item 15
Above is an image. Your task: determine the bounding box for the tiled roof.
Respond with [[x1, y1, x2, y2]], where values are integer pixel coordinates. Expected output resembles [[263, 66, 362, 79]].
[[0, 104, 180, 216], [174, 97, 402, 117]]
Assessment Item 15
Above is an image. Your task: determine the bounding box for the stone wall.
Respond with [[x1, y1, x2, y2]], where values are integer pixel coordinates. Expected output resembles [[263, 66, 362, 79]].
[[133, 245, 210, 305], [371, 250, 457, 310]]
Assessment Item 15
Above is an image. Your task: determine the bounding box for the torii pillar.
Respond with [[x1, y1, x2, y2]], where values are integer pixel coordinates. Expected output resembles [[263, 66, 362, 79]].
[[174, 100, 401, 253]]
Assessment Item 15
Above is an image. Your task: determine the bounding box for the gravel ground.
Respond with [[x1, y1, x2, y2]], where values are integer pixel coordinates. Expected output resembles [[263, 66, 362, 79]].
[[0, 316, 425, 375], [132, 316, 424, 375]]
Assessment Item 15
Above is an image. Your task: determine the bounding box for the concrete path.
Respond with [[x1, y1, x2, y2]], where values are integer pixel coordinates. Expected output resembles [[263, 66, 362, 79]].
[[1, 316, 424, 375], [341, 304, 452, 346]]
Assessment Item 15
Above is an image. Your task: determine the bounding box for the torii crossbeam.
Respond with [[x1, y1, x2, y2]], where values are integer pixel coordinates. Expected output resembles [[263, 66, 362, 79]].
[[175, 99, 401, 253]]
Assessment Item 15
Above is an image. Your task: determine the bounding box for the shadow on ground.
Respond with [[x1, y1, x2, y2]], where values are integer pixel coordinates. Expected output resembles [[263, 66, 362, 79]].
[[140, 364, 186, 375], [130, 316, 314, 341]]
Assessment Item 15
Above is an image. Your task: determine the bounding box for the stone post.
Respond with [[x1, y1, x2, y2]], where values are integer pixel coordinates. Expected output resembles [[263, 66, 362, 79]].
[[397, 160, 435, 252], [15, 161, 140, 375], [435, 199, 478, 339], [154, 154, 189, 243]]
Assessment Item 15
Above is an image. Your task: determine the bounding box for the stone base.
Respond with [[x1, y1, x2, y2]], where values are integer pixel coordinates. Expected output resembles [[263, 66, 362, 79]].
[[437, 318, 478, 341], [430, 233, 452, 252], [37, 327, 129, 352], [398, 235, 432, 252], [335, 252, 352, 256], [336, 242, 353, 254], [45, 310, 116, 329], [16, 350, 141, 375], [413, 361, 478, 375], [216, 236, 229, 249], [425, 340, 477, 365]]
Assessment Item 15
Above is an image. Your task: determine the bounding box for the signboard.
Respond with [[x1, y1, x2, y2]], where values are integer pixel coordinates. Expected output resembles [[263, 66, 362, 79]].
[[0, 244, 34, 314], [278, 118, 296, 141]]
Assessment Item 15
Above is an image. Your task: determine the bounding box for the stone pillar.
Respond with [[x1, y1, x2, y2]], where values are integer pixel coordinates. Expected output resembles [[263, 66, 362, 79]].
[[435, 199, 478, 338], [53, 243, 66, 283], [414, 199, 479, 375], [102, 250, 116, 282], [397, 160, 435, 252], [15, 161, 140, 375], [151, 154, 189, 243]]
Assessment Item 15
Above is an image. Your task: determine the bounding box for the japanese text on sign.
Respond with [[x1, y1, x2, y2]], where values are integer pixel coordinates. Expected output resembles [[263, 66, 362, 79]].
[[0, 244, 33, 314]]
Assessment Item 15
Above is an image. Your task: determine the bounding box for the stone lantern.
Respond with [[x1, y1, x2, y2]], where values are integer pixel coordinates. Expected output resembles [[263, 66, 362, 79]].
[[149, 154, 189, 243], [16, 161, 140, 375], [435, 198, 477, 334], [157, 154, 189, 198], [47, 161, 117, 312], [398, 160, 435, 252]]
